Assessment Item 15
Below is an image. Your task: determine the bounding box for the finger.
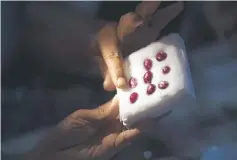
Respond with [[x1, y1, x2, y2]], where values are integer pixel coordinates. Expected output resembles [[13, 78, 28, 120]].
[[103, 71, 116, 91], [114, 128, 140, 148], [97, 23, 127, 88], [67, 96, 117, 122], [117, 12, 144, 41], [94, 56, 107, 78], [105, 128, 141, 160], [121, 2, 184, 55], [95, 95, 119, 120], [135, 1, 161, 19], [151, 2, 184, 32], [94, 56, 116, 91]]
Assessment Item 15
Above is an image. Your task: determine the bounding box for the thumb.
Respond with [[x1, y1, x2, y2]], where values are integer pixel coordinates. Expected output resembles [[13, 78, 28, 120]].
[[115, 128, 140, 148], [103, 71, 116, 91], [97, 23, 127, 89], [94, 56, 116, 91], [104, 128, 140, 160], [115, 118, 157, 148]]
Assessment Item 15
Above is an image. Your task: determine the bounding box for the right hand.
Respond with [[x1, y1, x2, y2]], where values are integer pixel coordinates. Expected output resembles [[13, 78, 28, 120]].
[[94, 1, 184, 91], [25, 95, 155, 160]]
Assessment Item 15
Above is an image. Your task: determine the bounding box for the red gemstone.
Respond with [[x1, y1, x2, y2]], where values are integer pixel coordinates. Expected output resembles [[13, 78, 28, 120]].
[[130, 92, 138, 104], [128, 77, 138, 88], [158, 81, 169, 89], [143, 71, 153, 83], [144, 59, 152, 70], [162, 66, 170, 74], [156, 51, 167, 61], [147, 84, 156, 95]]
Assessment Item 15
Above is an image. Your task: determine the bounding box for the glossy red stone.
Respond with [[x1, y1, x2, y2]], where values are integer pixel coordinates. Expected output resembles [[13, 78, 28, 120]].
[[147, 84, 156, 95], [130, 92, 138, 104], [128, 77, 138, 88], [156, 51, 167, 61], [143, 71, 153, 83], [144, 59, 152, 70], [158, 81, 169, 89], [162, 66, 170, 74]]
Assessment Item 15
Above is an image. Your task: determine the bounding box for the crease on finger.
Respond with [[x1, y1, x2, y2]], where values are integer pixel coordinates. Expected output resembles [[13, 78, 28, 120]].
[[103, 52, 120, 60], [94, 56, 116, 91], [97, 23, 127, 88], [93, 55, 116, 91], [118, 1, 163, 55], [97, 23, 120, 59], [117, 1, 162, 42], [105, 55, 125, 85]]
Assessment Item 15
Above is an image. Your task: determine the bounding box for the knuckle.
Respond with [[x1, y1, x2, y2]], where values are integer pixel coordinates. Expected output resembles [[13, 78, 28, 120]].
[[97, 107, 107, 120], [114, 64, 124, 78], [115, 67, 123, 73], [104, 52, 119, 60]]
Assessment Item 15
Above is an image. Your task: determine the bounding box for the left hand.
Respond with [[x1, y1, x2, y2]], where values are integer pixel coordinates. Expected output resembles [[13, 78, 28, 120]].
[[25, 95, 154, 160], [94, 1, 184, 91]]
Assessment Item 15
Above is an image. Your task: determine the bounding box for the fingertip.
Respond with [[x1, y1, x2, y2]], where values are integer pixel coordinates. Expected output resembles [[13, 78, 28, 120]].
[[115, 128, 140, 147], [103, 73, 116, 91], [103, 80, 116, 91], [104, 55, 126, 89], [117, 77, 127, 88]]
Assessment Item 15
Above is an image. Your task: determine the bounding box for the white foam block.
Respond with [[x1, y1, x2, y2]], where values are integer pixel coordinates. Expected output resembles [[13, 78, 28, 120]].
[[117, 34, 196, 127]]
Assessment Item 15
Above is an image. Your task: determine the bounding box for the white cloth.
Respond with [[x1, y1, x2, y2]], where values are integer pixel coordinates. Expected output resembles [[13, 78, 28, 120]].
[[117, 34, 196, 127]]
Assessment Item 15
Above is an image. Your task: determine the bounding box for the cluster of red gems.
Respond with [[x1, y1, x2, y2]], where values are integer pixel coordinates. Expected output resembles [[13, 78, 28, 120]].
[[129, 51, 170, 104]]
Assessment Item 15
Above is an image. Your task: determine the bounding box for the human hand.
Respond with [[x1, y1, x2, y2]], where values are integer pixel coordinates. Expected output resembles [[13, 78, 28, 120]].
[[25, 95, 154, 160], [94, 1, 184, 91]]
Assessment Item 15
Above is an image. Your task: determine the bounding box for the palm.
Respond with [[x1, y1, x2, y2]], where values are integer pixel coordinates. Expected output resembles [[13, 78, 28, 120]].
[[26, 97, 143, 160], [61, 112, 124, 160]]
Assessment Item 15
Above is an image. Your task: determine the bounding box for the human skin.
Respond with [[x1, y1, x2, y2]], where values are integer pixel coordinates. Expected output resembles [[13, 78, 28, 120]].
[[95, 1, 184, 91], [24, 95, 155, 160]]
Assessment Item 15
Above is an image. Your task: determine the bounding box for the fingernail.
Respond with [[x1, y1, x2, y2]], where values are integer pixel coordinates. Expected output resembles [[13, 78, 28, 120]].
[[117, 77, 127, 88]]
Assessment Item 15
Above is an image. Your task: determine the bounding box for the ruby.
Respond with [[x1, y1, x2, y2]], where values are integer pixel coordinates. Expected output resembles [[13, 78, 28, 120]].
[[144, 59, 152, 70], [143, 71, 153, 83], [158, 81, 169, 89], [162, 66, 170, 74], [156, 51, 167, 61], [130, 92, 138, 104], [128, 77, 138, 88], [147, 84, 156, 95]]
